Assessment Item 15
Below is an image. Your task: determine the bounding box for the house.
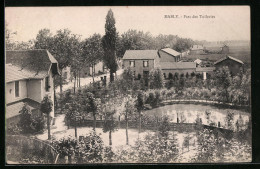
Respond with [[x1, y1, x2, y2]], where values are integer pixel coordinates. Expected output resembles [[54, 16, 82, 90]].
[[190, 45, 205, 55], [122, 50, 160, 79], [5, 50, 60, 126], [214, 55, 244, 75], [122, 48, 198, 79], [158, 48, 181, 62], [195, 67, 216, 80], [160, 62, 196, 79], [80, 61, 106, 78], [221, 45, 229, 54]]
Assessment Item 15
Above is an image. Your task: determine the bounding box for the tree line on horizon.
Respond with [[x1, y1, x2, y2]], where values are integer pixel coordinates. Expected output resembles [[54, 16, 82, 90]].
[[5, 9, 206, 94]]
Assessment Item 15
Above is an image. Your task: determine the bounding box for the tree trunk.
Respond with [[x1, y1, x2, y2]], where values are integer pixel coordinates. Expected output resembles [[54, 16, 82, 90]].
[[92, 64, 95, 83], [79, 70, 81, 87], [109, 130, 112, 146], [126, 113, 129, 145], [67, 118, 70, 129], [60, 69, 63, 95], [74, 74, 76, 94], [47, 114, 51, 140], [93, 111, 96, 131], [138, 111, 141, 134], [110, 71, 114, 83], [75, 117, 77, 139]]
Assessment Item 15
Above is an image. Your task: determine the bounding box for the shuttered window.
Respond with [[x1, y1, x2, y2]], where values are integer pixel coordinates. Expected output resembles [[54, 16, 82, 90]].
[[15, 81, 19, 97]]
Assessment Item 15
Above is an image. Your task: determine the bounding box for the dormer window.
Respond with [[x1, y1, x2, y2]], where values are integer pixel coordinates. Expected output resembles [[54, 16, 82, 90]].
[[143, 60, 149, 67], [130, 60, 135, 67]]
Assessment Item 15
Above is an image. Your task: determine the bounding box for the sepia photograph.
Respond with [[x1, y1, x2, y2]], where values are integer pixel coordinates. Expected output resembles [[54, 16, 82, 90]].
[[5, 6, 251, 164]]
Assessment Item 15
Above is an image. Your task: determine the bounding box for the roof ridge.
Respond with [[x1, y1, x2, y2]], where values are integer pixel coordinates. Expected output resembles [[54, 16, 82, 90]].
[[6, 49, 47, 52]]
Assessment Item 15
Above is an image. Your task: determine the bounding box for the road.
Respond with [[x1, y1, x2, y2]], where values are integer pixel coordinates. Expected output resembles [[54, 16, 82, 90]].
[[56, 68, 124, 93]]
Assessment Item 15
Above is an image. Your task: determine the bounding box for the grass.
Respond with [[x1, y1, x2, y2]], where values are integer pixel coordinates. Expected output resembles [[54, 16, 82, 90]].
[[185, 45, 251, 63]]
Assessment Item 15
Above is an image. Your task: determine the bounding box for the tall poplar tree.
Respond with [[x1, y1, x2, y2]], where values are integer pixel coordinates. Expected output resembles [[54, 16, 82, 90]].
[[102, 9, 118, 82]]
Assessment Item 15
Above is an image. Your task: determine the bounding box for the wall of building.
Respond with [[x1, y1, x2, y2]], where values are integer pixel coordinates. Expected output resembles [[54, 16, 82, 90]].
[[123, 59, 155, 78], [162, 69, 196, 78], [158, 50, 180, 62], [27, 79, 42, 103], [90, 61, 104, 76], [62, 66, 71, 82], [6, 80, 27, 104], [41, 71, 55, 118], [190, 49, 204, 55], [215, 59, 243, 75]]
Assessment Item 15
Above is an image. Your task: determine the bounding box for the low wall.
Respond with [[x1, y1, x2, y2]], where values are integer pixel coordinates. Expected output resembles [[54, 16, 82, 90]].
[[6, 135, 59, 164]]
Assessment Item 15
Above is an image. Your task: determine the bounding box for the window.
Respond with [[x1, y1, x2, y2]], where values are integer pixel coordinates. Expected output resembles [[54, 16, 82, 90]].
[[143, 60, 149, 67], [15, 81, 19, 97], [45, 76, 50, 92], [130, 61, 135, 67]]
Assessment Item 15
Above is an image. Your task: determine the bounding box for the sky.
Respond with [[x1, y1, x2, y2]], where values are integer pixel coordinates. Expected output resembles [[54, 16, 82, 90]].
[[5, 6, 250, 42]]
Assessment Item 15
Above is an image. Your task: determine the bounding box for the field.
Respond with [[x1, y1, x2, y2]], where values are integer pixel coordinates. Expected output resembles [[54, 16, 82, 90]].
[[184, 45, 251, 63]]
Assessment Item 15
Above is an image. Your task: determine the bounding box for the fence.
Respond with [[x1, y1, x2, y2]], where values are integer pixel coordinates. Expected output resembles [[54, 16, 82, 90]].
[[6, 135, 60, 164], [68, 119, 233, 134]]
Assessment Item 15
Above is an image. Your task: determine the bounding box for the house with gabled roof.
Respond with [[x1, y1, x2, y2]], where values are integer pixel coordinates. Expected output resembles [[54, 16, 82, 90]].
[[158, 48, 181, 62], [5, 49, 60, 126], [122, 48, 197, 80], [122, 50, 160, 79], [214, 55, 244, 75], [190, 45, 205, 55]]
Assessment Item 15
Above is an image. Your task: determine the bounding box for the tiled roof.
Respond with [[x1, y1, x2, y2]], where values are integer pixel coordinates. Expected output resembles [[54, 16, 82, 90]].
[[5, 64, 45, 83], [196, 67, 216, 72], [6, 98, 40, 119], [5, 50, 60, 81], [160, 48, 181, 56], [214, 55, 244, 65], [122, 50, 158, 60], [160, 62, 196, 69], [191, 45, 204, 50]]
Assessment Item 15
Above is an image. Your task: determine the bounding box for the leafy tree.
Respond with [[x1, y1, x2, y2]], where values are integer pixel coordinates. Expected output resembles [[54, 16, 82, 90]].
[[64, 94, 82, 139], [134, 132, 179, 163], [34, 29, 81, 94], [214, 67, 232, 102], [82, 34, 104, 83], [102, 9, 118, 82], [122, 67, 135, 90], [123, 96, 136, 145], [195, 129, 217, 162], [84, 92, 100, 131], [149, 68, 164, 89], [225, 111, 234, 130], [158, 116, 171, 138], [40, 96, 53, 140], [102, 102, 117, 146], [5, 21, 17, 50], [18, 103, 35, 134], [135, 92, 145, 134]]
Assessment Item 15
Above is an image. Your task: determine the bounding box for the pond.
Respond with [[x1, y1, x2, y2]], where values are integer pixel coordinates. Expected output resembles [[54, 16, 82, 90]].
[[143, 103, 250, 130]]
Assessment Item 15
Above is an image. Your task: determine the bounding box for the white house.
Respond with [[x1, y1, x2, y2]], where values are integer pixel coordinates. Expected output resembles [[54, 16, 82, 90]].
[[5, 50, 60, 125]]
